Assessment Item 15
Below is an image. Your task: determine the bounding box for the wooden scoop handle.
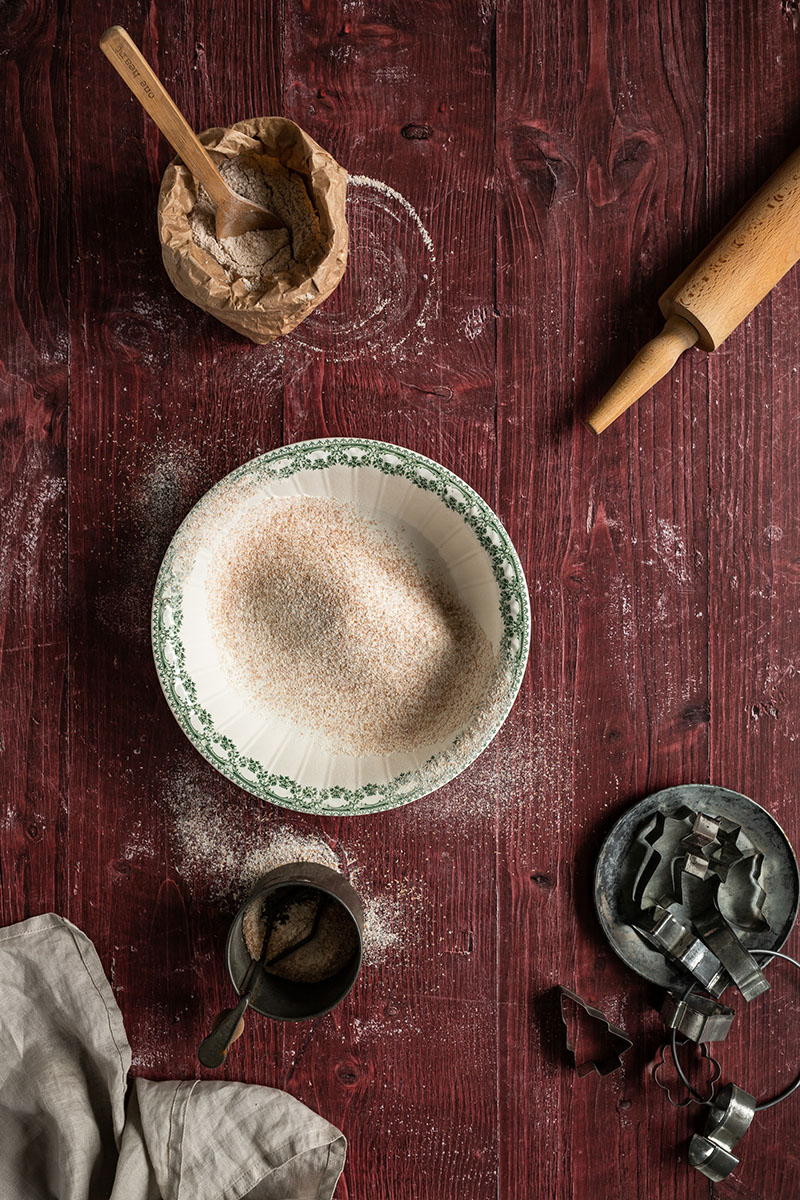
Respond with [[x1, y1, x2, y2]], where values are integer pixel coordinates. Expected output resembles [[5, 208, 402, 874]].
[[99, 26, 231, 210]]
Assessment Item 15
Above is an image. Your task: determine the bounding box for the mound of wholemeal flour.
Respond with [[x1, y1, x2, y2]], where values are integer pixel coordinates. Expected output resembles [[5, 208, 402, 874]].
[[206, 496, 496, 757]]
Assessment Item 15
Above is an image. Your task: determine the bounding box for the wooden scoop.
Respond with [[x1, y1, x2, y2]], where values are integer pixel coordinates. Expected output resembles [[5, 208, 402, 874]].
[[99, 26, 284, 240], [587, 142, 800, 433]]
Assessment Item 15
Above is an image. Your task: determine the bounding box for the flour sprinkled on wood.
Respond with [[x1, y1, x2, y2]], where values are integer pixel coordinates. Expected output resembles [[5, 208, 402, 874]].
[[96, 437, 206, 639], [291, 175, 437, 361], [160, 759, 405, 964]]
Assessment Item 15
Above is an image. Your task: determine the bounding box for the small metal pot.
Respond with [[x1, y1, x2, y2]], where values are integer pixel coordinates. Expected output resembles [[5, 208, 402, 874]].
[[226, 862, 364, 1021]]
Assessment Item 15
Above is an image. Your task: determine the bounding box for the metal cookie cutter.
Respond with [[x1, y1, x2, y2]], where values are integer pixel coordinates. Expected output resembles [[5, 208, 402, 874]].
[[557, 987, 633, 1077], [652, 1040, 721, 1107], [661, 992, 735, 1043], [694, 908, 770, 1001], [635, 901, 728, 996], [688, 1084, 757, 1181], [594, 785, 800, 992], [678, 812, 721, 883], [629, 809, 691, 912], [682, 812, 719, 856], [672, 949, 800, 1181], [713, 818, 758, 879]]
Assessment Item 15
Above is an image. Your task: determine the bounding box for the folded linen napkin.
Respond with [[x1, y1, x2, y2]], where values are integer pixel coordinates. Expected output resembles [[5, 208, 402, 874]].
[[0, 914, 345, 1199]]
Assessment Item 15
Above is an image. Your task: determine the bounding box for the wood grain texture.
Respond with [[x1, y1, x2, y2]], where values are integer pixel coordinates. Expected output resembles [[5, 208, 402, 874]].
[[0, 1, 69, 923], [495, 0, 713, 1196], [705, 5, 800, 1198], [278, 7, 499, 1196], [2, 0, 800, 1197]]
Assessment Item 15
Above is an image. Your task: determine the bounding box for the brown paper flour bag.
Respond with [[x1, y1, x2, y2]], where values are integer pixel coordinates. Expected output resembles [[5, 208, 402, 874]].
[[158, 117, 348, 343]]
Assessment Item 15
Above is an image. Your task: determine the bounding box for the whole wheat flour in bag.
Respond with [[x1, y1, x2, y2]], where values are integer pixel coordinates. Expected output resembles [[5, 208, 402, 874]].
[[189, 154, 325, 291], [157, 117, 348, 343]]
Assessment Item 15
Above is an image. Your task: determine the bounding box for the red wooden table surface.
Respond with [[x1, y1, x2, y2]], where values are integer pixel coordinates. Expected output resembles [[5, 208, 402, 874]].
[[3, 1, 800, 1196]]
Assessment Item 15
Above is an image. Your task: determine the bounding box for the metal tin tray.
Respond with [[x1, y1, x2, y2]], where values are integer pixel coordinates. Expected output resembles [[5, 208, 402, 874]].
[[594, 785, 799, 990]]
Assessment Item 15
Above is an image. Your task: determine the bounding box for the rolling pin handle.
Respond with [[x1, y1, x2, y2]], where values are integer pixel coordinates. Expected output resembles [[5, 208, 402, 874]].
[[585, 315, 700, 434]]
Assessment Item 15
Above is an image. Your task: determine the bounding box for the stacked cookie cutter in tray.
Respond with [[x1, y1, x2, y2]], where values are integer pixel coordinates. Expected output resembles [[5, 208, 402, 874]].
[[563, 785, 800, 1182]]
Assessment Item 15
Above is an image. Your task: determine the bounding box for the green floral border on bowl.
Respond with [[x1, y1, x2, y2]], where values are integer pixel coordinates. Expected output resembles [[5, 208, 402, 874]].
[[151, 437, 531, 814]]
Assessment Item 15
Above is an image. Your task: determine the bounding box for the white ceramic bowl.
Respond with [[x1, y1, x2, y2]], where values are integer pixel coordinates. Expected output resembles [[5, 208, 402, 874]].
[[152, 438, 530, 814]]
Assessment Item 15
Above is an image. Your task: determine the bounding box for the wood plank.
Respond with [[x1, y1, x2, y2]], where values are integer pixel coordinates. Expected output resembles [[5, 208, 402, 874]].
[[65, 0, 285, 1073], [277, 4, 498, 1197], [705, 4, 800, 1198], [0, 2, 70, 924], [495, 0, 711, 1195]]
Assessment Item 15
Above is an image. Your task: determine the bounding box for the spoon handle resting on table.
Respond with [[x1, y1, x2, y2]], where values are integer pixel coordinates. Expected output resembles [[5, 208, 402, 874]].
[[197, 996, 249, 1069]]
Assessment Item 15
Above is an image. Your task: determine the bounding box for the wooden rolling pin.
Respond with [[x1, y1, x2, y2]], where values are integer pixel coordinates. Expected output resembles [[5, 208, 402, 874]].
[[586, 144, 800, 434]]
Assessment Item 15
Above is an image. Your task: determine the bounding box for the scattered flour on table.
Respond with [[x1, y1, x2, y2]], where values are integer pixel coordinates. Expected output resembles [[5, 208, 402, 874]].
[[406, 694, 575, 842], [348, 175, 436, 261], [16, 476, 65, 587], [418, 700, 533, 823], [361, 893, 403, 965], [291, 175, 437, 362], [96, 437, 206, 639], [161, 762, 404, 965], [0, 449, 65, 604], [127, 1007, 172, 1072], [649, 518, 692, 586], [123, 819, 156, 859], [133, 439, 206, 561]]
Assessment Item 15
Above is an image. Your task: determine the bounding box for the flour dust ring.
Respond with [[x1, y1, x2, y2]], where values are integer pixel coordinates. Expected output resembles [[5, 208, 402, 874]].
[[291, 176, 437, 362]]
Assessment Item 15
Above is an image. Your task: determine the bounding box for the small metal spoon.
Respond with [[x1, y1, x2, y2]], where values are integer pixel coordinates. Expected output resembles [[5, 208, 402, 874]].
[[197, 889, 323, 1069], [100, 26, 284, 240]]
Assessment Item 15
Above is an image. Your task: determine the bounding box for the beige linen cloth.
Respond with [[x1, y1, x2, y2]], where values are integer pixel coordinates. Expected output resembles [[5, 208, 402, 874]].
[[0, 914, 345, 1199]]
